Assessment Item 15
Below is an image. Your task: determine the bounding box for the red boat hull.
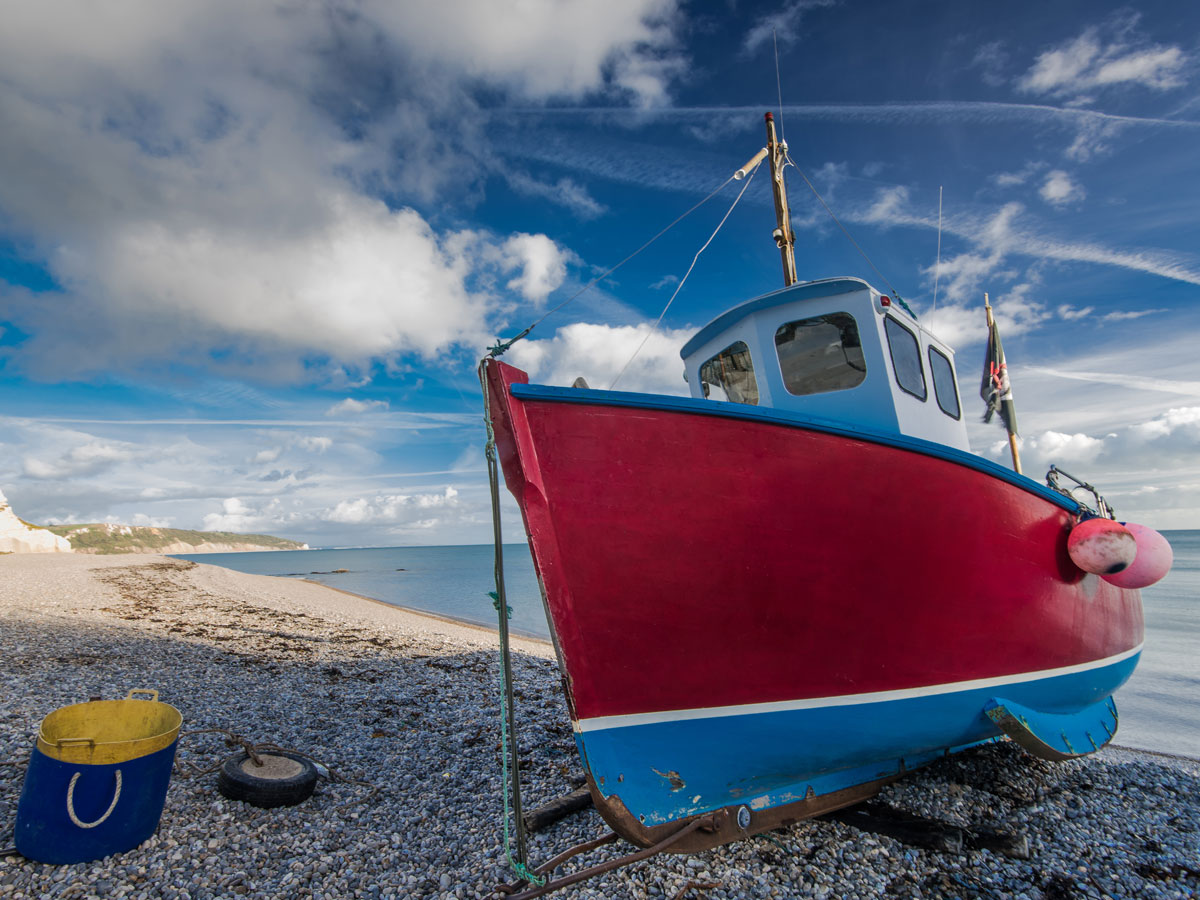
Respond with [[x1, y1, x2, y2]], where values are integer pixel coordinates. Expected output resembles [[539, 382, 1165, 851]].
[[486, 361, 1143, 722]]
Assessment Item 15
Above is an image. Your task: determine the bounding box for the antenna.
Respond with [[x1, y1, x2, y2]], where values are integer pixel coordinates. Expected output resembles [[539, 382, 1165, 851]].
[[931, 186, 943, 325], [773, 29, 786, 144]]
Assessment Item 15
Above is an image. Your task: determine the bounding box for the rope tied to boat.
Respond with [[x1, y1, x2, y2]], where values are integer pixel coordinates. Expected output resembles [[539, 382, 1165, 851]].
[[781, 147, 916, 318], [610, 157, 763, 389], [484, 174, 740, 359], [479, 361, 546, 887]]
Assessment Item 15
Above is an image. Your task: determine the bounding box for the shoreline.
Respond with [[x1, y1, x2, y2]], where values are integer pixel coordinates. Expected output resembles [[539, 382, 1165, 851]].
[[1, 553, 1197, 899], [297, 576, 554, 647]]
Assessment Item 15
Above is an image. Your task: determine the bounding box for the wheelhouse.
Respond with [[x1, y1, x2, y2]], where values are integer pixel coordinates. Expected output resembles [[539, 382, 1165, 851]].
[[681, 277, 969, 451]]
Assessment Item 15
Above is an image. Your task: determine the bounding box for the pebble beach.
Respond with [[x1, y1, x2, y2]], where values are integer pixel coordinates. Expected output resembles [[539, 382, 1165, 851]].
[[0, 554, 1197, 900]]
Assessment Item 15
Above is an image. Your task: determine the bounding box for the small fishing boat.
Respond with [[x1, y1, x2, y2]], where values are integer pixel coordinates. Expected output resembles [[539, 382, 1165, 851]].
[[481, 113, 1166, 870]]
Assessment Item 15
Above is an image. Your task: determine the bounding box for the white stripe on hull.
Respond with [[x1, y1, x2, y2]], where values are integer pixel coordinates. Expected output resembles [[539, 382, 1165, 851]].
[[574, 644, 1143, 734]]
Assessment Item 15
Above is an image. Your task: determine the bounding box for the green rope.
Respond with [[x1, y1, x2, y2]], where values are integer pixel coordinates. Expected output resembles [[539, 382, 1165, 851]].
[[489, 597, 543, 885], [892, 293, 918, 318], [488, 590, 512, 620], [488, 327, 533, 359]]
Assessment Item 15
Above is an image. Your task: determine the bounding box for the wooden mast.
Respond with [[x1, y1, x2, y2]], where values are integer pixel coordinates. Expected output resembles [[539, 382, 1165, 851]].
[[765, 112, 798, 286]]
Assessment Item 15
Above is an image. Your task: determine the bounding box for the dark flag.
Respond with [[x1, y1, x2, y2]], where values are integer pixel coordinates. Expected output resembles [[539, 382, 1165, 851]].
[[981, 300, 1018, 435]]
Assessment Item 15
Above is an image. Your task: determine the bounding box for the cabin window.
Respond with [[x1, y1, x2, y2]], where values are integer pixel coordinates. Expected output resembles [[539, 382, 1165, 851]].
[[699, 340, 759, 405], [884, 317, 927, 401], [773, 313, 867, 396], [928, 346, 961, 419]]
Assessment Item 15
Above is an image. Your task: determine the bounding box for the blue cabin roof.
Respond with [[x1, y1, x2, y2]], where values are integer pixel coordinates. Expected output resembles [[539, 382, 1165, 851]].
[[680, 277, 970, 451]]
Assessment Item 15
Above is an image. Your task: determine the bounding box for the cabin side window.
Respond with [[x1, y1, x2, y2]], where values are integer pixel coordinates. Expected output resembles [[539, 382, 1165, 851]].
[[773, 312, 867, 397], [928, 346, 961, 419], [699, 340, 759, 405], [884, 317, 927, 401]]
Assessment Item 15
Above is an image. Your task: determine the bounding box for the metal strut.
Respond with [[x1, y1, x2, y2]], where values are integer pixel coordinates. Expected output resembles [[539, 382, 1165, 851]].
[[496, 815, 715, 899], [1045, 465, 1116, 519]]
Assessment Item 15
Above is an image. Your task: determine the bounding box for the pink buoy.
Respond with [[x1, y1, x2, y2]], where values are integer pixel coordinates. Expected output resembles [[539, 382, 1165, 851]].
[[1101, 523, 1174, 589], [1067, 518, 1137, 575]]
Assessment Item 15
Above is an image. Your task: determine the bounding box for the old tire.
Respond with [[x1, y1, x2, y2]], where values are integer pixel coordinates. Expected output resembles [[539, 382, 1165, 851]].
[[216, 751, 319, 808]]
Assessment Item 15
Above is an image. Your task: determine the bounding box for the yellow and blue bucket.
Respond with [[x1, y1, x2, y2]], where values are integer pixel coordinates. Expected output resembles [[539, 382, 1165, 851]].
[[15, 690, 182, 864]]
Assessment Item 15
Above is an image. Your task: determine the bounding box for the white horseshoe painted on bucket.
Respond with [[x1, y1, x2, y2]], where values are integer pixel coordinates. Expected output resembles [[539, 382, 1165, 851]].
[[66, 769, 122, 829]]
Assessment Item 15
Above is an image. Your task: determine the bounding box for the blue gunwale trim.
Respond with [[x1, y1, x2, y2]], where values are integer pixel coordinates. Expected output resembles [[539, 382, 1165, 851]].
[[508, 381, 1079, 514]]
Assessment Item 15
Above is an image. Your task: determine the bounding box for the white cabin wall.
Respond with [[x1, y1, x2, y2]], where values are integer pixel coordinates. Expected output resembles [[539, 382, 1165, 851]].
[[875, 310, 971, 451], [686, 320, 776, 408]]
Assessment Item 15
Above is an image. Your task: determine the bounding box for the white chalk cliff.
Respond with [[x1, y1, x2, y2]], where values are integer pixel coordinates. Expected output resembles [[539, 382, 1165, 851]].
[[0, 489, 73, 553]]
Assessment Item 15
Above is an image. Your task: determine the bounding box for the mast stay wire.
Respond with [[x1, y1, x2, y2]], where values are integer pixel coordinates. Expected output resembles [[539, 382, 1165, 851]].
[[782, 147, 915, 317], [774, 29, 787, 145], [770, 30, 912, 316], [609, 160, 763, 389], [486, 173, 738, 358], [932, 185, 943, 325]]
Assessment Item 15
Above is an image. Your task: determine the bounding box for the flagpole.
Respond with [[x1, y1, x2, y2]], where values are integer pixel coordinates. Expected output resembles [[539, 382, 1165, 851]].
[[984, 293, 1022, 474]]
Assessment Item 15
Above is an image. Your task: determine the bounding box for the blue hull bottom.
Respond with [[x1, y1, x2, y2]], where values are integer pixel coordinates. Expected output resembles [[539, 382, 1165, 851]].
[[578, 653, 1139, 830]]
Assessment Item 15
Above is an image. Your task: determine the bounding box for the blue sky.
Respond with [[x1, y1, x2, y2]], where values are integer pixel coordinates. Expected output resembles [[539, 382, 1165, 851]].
[[1, 0, 1198, 546]]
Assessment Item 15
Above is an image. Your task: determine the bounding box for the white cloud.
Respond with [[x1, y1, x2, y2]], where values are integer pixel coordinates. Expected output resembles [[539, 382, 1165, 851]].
[[1130, 406, 1200, 442], [1016, 430, 1107, 466], [742, 0, 836, 55], [129, 513, 174, 528], [253, 447, 283, 464], [991, 161, 1045, 188], [202, 497, 259, 533], [862, 186, 910, 224], [1101, 308, 1165, 322], [505, 172, 606, 220], [22, 439, 137, 480], [1057, 305, 1094, 320], [296, 437, 333, 454], [326, 399, 389, 416], [1039, 170, 1086, 207], [971, 41, 1009, 88], [0, 1, 682, 380], [325, 487, 459, 525], [364, 0, 682, 104], [496, 234, 572, 305], [1016, 22, 1186, 100], [506, 322, 693, 394]]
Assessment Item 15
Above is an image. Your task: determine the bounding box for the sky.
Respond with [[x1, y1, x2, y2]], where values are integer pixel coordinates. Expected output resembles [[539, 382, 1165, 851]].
[[1, 0, 1198, 547]]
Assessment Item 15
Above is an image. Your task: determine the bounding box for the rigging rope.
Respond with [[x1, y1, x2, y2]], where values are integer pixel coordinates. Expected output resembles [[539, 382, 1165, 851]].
[[486, 174, 738, 358], [784, 149, 916, 318], [610, 159, 762, 389], [932, 186, 943, 323]]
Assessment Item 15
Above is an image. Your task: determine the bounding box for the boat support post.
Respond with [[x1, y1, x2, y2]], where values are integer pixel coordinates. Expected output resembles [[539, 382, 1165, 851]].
[[480, 359, 542, 888]]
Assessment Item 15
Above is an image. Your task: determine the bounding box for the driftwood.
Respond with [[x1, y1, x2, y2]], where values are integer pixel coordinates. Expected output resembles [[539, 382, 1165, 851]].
[[827, 801, 1029, 859], [523, 787, 594, 833]]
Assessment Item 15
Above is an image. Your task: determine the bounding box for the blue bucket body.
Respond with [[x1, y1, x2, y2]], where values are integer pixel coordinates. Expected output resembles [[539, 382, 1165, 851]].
[[15, 739, 178, 864]]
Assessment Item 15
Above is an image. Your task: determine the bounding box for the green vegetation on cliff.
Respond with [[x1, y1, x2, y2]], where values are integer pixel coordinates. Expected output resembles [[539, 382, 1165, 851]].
[[47, 524, 307, 554]]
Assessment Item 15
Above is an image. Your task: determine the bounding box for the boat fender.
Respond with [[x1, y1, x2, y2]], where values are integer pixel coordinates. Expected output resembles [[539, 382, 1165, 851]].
[[1101, 523, 1173, 589], [1067, 517, 1136, 575]]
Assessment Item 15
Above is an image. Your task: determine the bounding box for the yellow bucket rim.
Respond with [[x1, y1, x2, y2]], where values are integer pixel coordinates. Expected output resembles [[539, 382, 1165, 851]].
[[36, 690, 182, 765]]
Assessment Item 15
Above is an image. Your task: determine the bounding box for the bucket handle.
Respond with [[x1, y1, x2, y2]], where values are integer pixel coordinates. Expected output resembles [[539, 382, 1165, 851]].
[[126, 689, 159, 702], [66, 769, 122, 829], [55, 737, 96, 749]]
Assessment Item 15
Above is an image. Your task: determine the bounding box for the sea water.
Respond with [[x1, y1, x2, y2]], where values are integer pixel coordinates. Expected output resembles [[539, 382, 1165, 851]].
[[176, 543, 549, 639], [178, 530, 1199, 758]]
